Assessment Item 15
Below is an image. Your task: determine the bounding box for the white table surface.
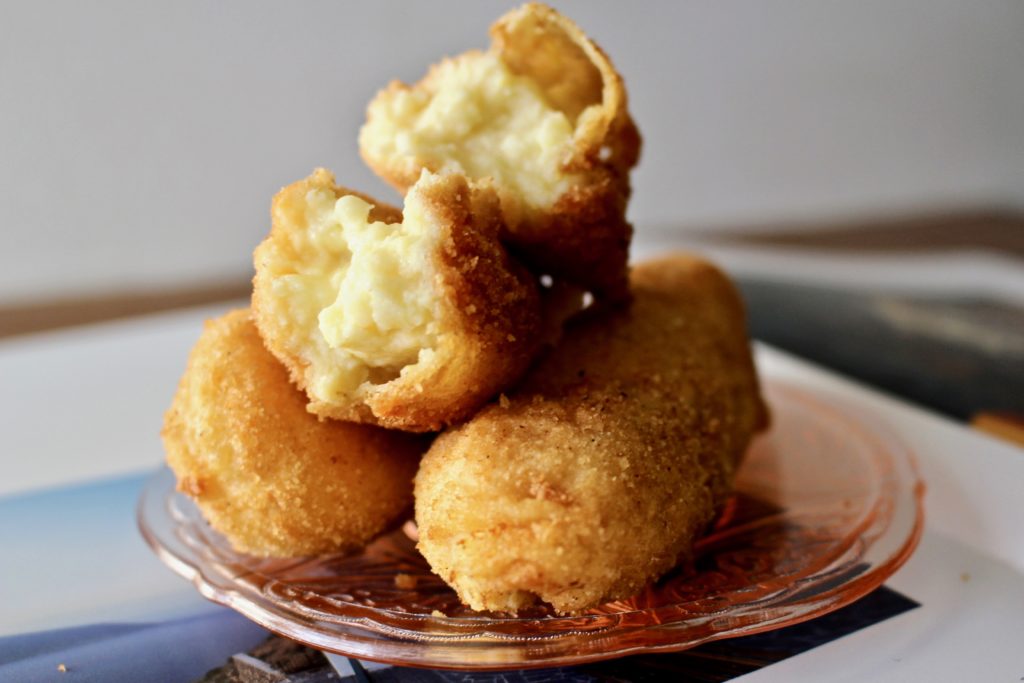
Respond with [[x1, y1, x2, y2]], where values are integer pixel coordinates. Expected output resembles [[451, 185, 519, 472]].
[[1, 302, 1023, 681]]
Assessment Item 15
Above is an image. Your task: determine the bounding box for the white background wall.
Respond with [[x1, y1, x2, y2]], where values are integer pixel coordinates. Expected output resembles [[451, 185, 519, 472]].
[[1, 0, 1022, 305]]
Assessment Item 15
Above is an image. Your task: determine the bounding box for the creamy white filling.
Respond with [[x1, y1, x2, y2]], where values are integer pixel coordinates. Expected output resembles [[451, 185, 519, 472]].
[[274, 188, 440, 402], [364, 52, 593, 207]]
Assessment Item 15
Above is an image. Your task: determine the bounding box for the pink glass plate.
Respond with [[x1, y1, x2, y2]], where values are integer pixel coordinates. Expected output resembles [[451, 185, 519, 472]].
[[138, 380, 924, 670]]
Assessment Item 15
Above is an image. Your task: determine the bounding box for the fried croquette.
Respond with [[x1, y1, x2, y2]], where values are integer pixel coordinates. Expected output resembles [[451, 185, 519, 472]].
[[360, 3, 641, 301], [162, 309, 425, 557], [414, 254, 769, 614], [252, 168, 543, 432]]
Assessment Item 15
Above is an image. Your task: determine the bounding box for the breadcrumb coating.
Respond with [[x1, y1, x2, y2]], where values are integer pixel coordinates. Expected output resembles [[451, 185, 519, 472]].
[[360, 3, 641, 301], [162, 309, 425, 557], [414, 255, 768, 613], [252, 169, 543, 432]]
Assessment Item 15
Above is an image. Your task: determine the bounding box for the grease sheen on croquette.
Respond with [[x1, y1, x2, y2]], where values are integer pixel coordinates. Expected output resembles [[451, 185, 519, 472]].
[[414, 255, 769, 614], [162, 309, 425, 557], [252, 168, 543, 432], [360, 3, 641, 300]]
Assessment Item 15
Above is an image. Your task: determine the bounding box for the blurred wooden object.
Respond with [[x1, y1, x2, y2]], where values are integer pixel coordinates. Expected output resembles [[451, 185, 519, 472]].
[[706, 208, 1024, 256], [0, 281, 250, 339], [972, 413, 1024, 448]]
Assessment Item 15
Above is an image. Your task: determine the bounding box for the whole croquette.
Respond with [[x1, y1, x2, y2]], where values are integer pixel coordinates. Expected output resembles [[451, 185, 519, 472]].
[[414, 254, 769, 614], [252, 168, 543, 432], [360, 3, 641, 301], [162, 309, 426, 557]]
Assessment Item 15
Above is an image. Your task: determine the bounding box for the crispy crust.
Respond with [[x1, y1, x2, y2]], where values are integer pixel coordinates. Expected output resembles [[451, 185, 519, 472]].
[[162, 310, 425, 557], [360, 3, 641, 301], [252, 169, 544, 432], [414, 254, 769, 614]]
